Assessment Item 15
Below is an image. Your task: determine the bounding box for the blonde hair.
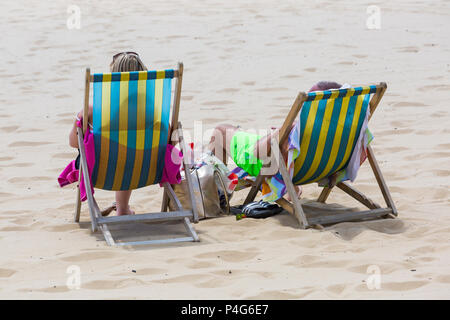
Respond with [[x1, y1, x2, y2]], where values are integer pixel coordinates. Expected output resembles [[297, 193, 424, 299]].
[[110, 52, 147, 72]]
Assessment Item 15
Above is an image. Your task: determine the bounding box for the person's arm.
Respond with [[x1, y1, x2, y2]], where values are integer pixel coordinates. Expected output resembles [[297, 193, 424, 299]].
[[69, 106, 93, 148], [69, 110, 83, 149], [254, 123, 294, 163], [254, 128, 279, 162]]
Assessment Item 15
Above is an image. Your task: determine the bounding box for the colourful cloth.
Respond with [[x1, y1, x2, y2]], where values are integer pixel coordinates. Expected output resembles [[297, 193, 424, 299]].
[[260, 119, 301, 201], [159, 144, 183, 185], [232, 115, 373, 202], [58, 119, 95, 202], [230, 131, 263, 177]]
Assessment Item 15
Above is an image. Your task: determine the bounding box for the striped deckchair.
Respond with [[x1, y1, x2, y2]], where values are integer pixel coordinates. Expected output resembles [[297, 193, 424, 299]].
[[74, 63, 200, 246], [244, 83, 397, 228]]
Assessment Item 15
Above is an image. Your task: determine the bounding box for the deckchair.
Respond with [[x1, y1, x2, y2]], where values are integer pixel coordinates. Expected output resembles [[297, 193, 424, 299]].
[[243, 83, 397, 228], [73, 62, 200, 246]]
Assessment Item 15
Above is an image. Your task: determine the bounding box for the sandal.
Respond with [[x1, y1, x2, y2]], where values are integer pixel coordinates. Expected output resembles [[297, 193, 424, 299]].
[[231, 200, 283, 220], [100, 202, 117, 217]]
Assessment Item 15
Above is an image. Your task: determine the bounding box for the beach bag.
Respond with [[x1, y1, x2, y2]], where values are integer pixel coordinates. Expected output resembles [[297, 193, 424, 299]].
[[169, 154, 237, 219]]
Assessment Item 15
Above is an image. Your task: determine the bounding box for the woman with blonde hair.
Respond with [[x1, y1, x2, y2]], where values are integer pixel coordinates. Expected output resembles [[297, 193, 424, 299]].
[[68, 52, 147, 216]]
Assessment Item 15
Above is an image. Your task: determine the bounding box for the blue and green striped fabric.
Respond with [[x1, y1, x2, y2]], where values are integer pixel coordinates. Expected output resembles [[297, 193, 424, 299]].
[[292, 85, 377, 185], [91, 70, 175, 191]]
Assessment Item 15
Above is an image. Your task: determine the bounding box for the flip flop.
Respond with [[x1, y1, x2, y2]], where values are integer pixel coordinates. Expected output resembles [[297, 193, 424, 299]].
[[100, 202, 117, 217], [232, 200, 283, 220]]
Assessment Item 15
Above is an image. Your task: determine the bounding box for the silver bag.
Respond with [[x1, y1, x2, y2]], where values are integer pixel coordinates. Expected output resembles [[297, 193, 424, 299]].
[[169, 164, 230, 219]]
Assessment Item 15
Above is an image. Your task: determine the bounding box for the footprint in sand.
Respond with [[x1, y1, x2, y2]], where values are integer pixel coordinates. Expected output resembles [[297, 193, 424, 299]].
[[8, 176, 52, 185], [436, 275, 450, 283], [55, 118, 75, 125], [218, 88, 240, 93], [336, 61, 355, 65], [43, 224, 80, 232], [245, 290, 309, 299], [390, 101, 428, 107], [355, 280, 428, 292], [406, 245, 442, 256], [48, 77, 71, 83], [34, 286, 70, 293], [333, 44, 357, 49], [201, 100, 234, 106], [255, 87, 288, 92], [187, 261, 217, 269], [59, 251, 117, 262], [196, 277, 231, 289], [153, 274, 207, 285], [326, 283, 348, 295], [0, 268, 16, 278], [430, 169, 450, 177], [381, 281, 428, 291], [181, 95, 194, 101], [280, 74, 301, 79], [82, 278, 147, 290], [0, 192, 14, 199], [396, 46, 419, 53], [8, 217, 36, 226], [52, 152, 77, 160], [56, 112, 74, 118], [8, 141, 52, 147], [348, 264, 397, 275], [427, 75, 443, 80], [285, 254, 321, 267], [0, 126, 19, 133], [303, 259, 351, 269], [54, 94, 71, 99], [194, 249, 259, 262], [0, 226, 30, 232], [114, 267, 166, 277], [418, 84, 450, 92]]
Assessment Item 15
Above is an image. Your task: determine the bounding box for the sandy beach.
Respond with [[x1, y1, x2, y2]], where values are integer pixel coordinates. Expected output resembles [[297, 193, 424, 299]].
[[0, 0, 449, 299]]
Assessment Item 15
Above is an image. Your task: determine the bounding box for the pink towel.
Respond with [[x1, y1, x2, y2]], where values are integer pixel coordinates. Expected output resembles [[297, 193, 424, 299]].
[[58, 119, 95, 202], [159, 144, 183, 185], [59, 122, 182, 197]]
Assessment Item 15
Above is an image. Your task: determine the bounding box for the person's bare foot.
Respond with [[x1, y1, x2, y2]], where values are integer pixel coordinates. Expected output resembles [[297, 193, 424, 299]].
[[116, 205, 135, 216]]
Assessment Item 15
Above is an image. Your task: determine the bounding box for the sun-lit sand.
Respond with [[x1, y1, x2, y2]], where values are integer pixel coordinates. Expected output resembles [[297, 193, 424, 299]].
[[0, 0, 449, 299]]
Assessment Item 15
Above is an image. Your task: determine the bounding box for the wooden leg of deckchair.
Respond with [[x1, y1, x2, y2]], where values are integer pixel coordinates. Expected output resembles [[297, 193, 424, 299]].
[[317, 186, 333, 203], [244, 175, 263, 205], [74, 183, 82, 222], [161, 191, 169, 212], [271, 140, 309, 228], [367, 145, 398, 216], [337, 181, 381, 210]]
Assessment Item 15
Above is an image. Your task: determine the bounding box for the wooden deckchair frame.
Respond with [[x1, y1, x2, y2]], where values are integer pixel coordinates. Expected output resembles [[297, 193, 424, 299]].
[[73, 62, 200, 246], [243, 82, 397, 228]]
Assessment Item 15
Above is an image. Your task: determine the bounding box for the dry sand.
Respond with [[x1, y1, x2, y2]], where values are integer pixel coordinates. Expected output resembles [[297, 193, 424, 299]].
[[0, 0, 449, 299]]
